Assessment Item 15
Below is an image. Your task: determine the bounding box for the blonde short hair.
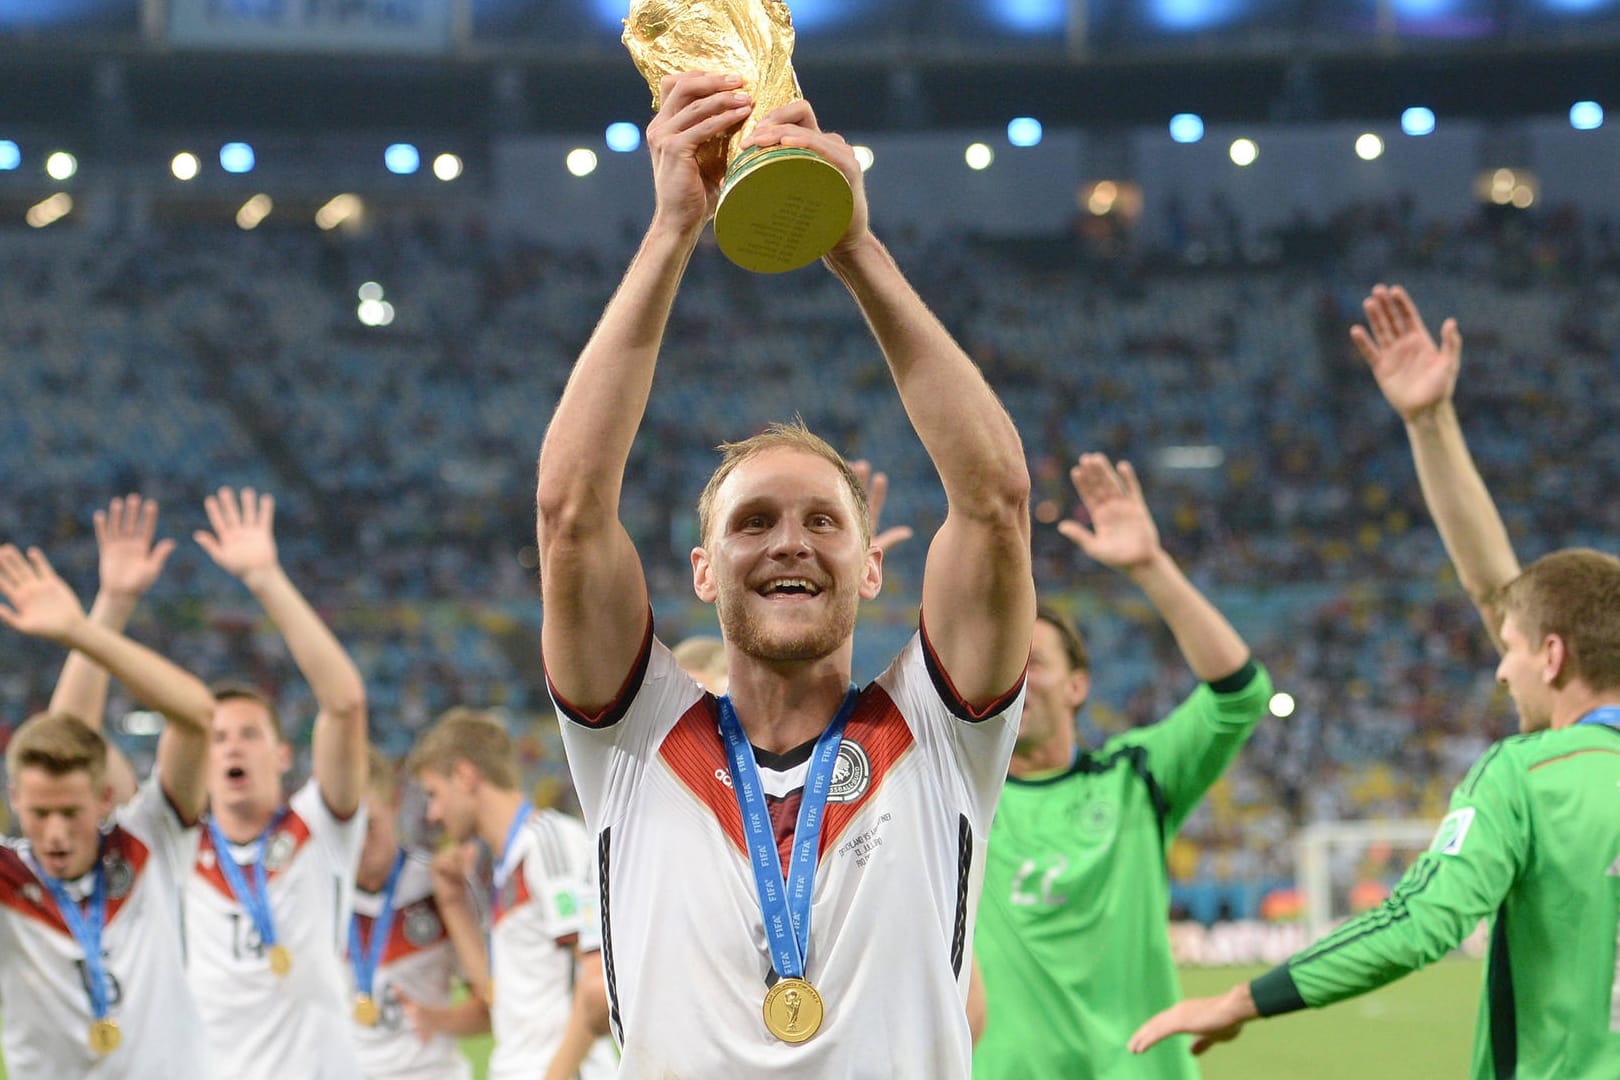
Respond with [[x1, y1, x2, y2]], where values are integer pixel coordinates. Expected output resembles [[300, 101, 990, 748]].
[[1502, 548, 1620, 691], [6, 712, 108, 786], [405, 707, 519, 791], [695, 419, 871, 548]]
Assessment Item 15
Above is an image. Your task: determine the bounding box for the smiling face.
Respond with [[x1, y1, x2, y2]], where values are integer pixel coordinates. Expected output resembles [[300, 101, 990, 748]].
[[10, 766, 112, 881], [692, 447, 881, 665], [209, 696, 292, 822]]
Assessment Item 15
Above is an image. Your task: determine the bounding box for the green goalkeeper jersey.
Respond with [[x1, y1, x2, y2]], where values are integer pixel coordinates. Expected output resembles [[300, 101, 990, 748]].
[[1249, 716, 1620, 1079], [973, 661, 1272, 1080]]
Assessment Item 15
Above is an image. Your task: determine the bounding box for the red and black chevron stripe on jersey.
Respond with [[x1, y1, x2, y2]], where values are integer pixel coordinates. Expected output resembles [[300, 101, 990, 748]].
[[493, 864, 532, 925], [348, 896, 449, 966], [0, 828, 151, 936], [659, 686, 917, 865], [192, 810, 313, 901]]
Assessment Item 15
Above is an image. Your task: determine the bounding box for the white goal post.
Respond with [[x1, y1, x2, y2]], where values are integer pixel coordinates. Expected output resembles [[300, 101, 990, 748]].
[[1295, 819, 1440, 941]]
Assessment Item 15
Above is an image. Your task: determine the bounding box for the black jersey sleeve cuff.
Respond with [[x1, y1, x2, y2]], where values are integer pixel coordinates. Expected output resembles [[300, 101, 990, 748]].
[[1206, 658, 1259, 696], [1249, 965, 1307, 1017], [545, 611, 655, 729]]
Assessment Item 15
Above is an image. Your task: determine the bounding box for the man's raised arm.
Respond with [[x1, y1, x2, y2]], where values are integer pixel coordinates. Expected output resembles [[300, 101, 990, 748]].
[[0, 545, 213, 823], [48, 495, 175, 803], [744, 102, 1033, 706], [536, 72, 753, 713], [1353, 284, 1520, 652], [195, 487, 368, 818]]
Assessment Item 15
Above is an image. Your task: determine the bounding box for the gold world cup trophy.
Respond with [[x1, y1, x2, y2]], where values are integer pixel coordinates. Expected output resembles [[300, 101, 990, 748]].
[[624, 0, 855, 274]]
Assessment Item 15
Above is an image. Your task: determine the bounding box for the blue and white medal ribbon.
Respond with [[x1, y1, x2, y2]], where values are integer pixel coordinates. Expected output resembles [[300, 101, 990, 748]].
[[206, 810, 292, 975], [718, 687, 857, 1043], [349, 848, 407, 1025], [1576, 705, 1620, 727], [40, 844, 122, 1054]]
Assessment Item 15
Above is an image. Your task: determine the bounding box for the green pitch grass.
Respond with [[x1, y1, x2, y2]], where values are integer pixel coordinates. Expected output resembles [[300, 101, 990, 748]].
[[0, 960, 1479, 1079]]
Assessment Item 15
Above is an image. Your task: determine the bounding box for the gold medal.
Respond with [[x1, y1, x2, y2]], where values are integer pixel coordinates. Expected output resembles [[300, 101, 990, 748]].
[[762, 978, 823, 1044], [353, 994, 380, 1026], [88, 1018, 122, 1055], [268, 943, 293, 977]]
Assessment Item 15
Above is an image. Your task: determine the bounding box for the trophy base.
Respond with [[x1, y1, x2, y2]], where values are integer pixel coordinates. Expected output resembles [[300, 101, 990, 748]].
[[713, 146, 854, 274]]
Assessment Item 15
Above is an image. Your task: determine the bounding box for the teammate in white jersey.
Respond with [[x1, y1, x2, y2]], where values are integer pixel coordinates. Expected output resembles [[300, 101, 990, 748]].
[[0, 542, 214, 1078], [347, 748, 481, 1079], [534, 75, 1034, 1077], [409, 708, 615, 1080], [183, 487, 371, 1080]]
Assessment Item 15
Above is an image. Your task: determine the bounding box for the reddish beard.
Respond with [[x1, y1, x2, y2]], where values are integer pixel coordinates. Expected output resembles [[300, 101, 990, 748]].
[[714, 579, 859, 663]]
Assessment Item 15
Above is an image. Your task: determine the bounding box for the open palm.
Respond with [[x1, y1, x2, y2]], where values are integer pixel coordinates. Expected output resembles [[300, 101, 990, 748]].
[[1350, 284, 1461, 422], [1057, 455, 1160, 572], [96, 494, 176, 598], [194, 487, 279, 580], [0, 545, 86, 643]]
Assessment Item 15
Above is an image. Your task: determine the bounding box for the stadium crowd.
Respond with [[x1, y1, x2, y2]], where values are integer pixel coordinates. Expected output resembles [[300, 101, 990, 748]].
[[3, 195, 1617, 910]]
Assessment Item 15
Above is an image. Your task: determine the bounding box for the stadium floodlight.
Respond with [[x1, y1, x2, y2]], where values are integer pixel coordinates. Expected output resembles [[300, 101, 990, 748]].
[[852, 145, 875, 173], [1169, 113, 1205, 144], [358, 281, 385, 302], [605, 122, 642, 153], [357, 298, 396, 327], [236, 194, 272, 230], [220, 142, 256, 174], [315, 193, 363, 231], [1401, 107, 1436, 136], [1269, 692, 1296, 718], [45, 151, 77, 181], [1228, 138, 1258, 166], [566, 148, 599, 177], [965, 142, 994, 170], [171, 152, 200, 181], [384, 143, 421, 175], [26, 193, 72, 228], [1007, 117, 1043, 148], [1570, 101, 1604, 131], [1355, 133, 1384, 161], [0, 140, 19, 170], [433, 153, 463, 181]]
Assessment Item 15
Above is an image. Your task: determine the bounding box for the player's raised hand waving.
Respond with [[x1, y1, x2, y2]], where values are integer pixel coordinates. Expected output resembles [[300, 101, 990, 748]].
[[850, 459, 914, 555], [1058, 454, 1161, 574], [1350, 283, 1462, 423], [0, 545, 87, 643], [194, 487, 279, 585], [96, 494, 175, 600]]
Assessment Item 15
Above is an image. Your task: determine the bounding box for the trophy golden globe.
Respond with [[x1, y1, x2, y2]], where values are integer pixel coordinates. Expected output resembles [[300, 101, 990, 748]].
[[624, 0, 855, 273]]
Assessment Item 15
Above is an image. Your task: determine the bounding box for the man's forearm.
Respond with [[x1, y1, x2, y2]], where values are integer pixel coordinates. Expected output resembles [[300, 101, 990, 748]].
[[1127, 550, 1250, 683], [49, 590, 139, 726], [823, 234, 1026, 512], [242, 565, 365, 720], [1405, 402, 1520, 648], [59, 619, 215, 737]]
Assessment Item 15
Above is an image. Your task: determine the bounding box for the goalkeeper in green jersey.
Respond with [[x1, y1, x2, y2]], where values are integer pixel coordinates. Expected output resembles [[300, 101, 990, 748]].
[[972, 452, 1272, 1080], [1130, 548, 1620, 1078]]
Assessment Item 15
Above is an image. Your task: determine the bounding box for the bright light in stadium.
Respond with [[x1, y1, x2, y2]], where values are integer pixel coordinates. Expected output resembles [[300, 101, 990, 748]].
[[358, 281, 385, 302], [1401, 107, 1436, 136], [1228, 138, 1258, 166], [984, 0, 1066, 34], [1169, 113, 1205, 144], [1269, 692, 1296, 718], [1007, 117, 1043, 148], [1511, 185, 1535, 209], [1087, 181, 1118, 216], [1152, 0, 1243, 31], [26, 193, 72, 229], [1156, 445, 1225, 469], [605, 122, 642, 153], [1355, 133, 1385, 161], [965, 143, 994, 170], [566, 148, 599, 177], [236, 194, 272, 230], [357, 298, 396, 327], [315, 193, 363, 231], [0, 140, 19, 171], [853, 145, 875, 172], [45, 151, 77, 181], [433, 153, 463, 181], [121, 710, 164, 737], [171, 152, 200, 181], [220, 142, 255, 174], [1570, 101, 1604, 131], [385, 143, 421, 175]]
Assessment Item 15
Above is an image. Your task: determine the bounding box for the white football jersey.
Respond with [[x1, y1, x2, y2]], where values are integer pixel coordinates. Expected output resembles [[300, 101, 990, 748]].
[[346, 849, 471, 1080], [187, 778, 368, 1080], [552, 626, 1023, 1079], [487, 807, 615, 1080], [0, 777, 208, 1079]]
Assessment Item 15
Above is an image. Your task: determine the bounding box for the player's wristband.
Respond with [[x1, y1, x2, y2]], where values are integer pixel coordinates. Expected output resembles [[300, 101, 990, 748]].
[[1206, 659, 1259, 695], [1248, 965, 1307, 1017]]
